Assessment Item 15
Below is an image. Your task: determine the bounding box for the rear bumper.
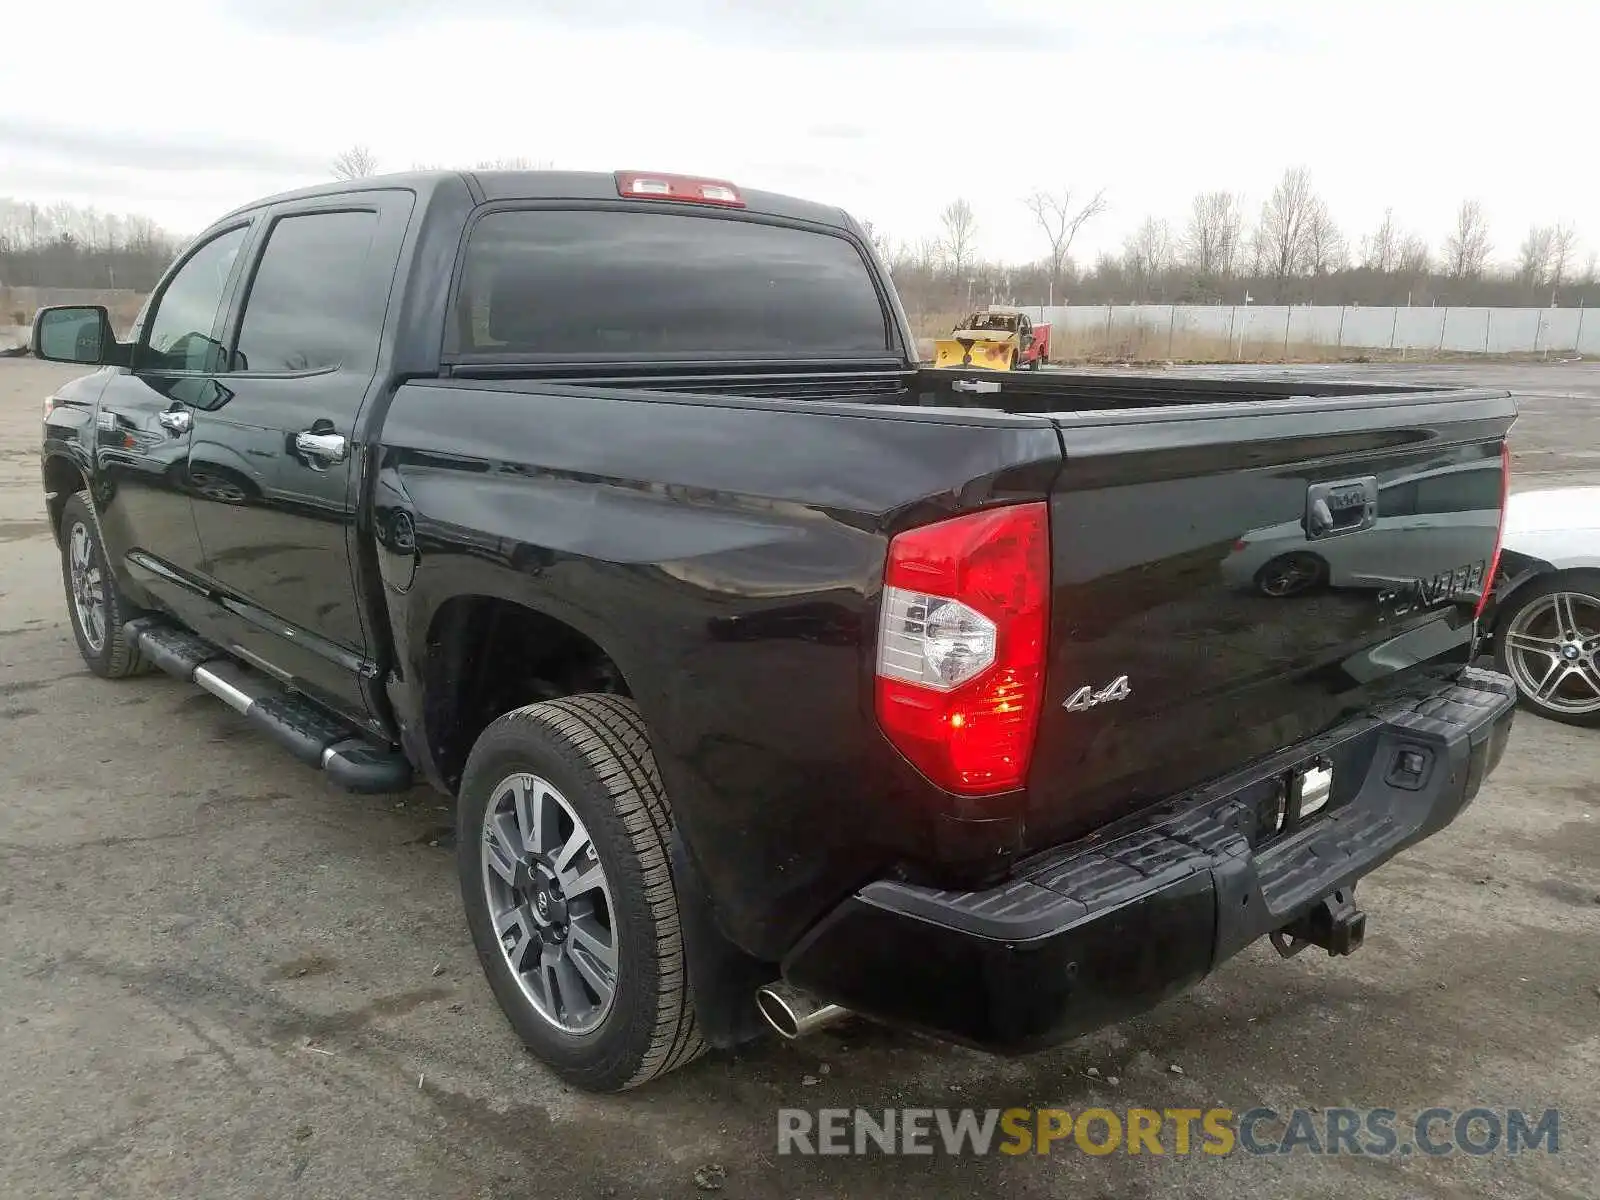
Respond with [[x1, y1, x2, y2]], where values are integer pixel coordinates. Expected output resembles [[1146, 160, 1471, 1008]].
[[782, 667, 1517, 1052]]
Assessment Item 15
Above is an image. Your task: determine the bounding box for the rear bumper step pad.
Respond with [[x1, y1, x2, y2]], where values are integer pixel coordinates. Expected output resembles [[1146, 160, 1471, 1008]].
[[127, 618, 412, 794]]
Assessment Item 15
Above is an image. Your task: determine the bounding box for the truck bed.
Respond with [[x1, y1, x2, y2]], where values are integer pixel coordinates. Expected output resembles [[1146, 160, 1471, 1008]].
[[912, 365, 1464, 411], [446, 361, 1486, 414]]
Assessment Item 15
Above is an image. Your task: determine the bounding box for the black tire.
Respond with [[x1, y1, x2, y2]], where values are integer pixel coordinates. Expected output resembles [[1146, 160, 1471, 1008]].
[[1493, 570, 1600, 728], [1253, 551, 1329, 598], [458, 694, 705, 1091], [58, 491, 148, 679]]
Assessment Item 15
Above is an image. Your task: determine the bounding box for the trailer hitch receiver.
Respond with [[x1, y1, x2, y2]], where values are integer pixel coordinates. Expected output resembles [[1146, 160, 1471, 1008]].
[[1270, 888, 1367, 958]]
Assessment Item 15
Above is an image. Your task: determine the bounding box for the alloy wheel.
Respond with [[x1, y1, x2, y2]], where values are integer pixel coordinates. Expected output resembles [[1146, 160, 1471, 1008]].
[[68, 521, 106, 653], [1502, 590, 1600, 715], [1258, 554, 1324, 598], [481, 772, 619, 1034]]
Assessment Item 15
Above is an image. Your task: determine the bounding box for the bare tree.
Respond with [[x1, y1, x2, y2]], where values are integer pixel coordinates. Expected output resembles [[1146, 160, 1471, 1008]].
[[331, 145, 379, 180], [1550, 222, 1579, 289], [412, 156, 553, 172], [0, 196, 181, 291], [1397, 234, 1432, 277], [1303, 200, 1346, 276], [1583, 250, 1599, 288], [1516, 224, 1556, 288], [1180, 191, 1242, 279], [908, 236, 941, 271], [938, 199, 979, 276], [860, 219, 893, 264], [1023, 187, 1107, 301], [1360, 208, 1401, 273], [1120, 218, 1172, 301], [1442, 200, 1492, 279], [1255, 167, 1320, 285], [472, 156, 553, 170]]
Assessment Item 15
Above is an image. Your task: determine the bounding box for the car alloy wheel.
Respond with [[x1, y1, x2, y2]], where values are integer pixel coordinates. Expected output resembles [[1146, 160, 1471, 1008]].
[[481, 771, 619, 1034], [67, 519, 107, 653], [1256, 552, 1325, 598], [1501, 589, 1600, 716]]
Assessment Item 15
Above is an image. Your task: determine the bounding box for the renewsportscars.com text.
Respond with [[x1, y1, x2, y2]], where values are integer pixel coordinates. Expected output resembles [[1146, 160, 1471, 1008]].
[[776, 1106, 1560, 1157]]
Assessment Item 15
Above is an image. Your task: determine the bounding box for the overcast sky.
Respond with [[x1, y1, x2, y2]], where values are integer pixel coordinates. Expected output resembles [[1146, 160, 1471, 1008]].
[[6, 0, 1596, 267]]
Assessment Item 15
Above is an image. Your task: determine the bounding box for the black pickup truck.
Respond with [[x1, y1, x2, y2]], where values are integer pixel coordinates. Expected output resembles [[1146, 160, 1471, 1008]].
[[36, 169, 1518, 1091]]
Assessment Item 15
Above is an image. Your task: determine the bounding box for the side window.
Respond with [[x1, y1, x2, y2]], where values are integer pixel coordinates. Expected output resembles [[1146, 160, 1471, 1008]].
[[141, 226, 248, 372], [1380, 481, 1419, 519], [1414, 464, 1503, 514], [232, 210, 382, 374]]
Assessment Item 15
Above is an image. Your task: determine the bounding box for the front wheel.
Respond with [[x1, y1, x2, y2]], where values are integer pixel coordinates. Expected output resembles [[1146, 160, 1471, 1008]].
[[58, 491, 148, 678], [458, 695, 705, 1091], [1493, 571, 1600, 726]]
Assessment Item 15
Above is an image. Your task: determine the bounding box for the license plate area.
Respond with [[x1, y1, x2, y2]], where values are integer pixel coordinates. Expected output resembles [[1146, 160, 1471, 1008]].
[[1251, 757, 1336, 846]]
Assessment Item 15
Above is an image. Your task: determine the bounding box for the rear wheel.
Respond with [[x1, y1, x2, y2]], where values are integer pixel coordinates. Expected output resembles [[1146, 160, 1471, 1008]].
[[458, 695, 705, 1091], [1493, 571, 1600, 726], [1253, 551, 1328, 598], [58, 491, 148, 678]]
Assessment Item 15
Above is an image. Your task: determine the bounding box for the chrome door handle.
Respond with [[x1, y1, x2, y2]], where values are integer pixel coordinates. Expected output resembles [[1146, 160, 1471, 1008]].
[[294, 431, 348, 465], [157, 409, 192, 434]]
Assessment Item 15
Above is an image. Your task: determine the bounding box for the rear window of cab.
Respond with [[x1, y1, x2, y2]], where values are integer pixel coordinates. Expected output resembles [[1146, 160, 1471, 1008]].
[[453, 209, 890, 360]]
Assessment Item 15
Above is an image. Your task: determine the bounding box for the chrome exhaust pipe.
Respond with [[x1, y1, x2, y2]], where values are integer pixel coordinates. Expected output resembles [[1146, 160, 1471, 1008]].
[[756, 982, 849, 1040]]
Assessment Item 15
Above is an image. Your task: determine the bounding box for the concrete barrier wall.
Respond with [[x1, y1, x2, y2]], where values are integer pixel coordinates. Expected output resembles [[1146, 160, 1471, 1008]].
[[1017, 304, 1599, 356]]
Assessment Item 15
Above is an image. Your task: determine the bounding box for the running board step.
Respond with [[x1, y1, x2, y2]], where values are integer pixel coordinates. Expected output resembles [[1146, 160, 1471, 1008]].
[[129, 620, 412, 794]]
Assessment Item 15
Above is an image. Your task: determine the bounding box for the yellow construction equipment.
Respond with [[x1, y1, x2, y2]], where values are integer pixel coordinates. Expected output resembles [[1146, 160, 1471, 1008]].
[[932, 310, 1050, 371], [934, 334, 1016, 370]]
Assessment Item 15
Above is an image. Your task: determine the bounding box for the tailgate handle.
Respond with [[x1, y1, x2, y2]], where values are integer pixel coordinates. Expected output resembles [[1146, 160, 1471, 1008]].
[[951, 378, 1002, 394], [1305, 476, 1378, 540]]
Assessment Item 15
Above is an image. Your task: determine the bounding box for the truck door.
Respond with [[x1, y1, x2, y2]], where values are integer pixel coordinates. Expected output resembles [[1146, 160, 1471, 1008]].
[[184, 192, 413, 726], [93, 223, 253, 627]]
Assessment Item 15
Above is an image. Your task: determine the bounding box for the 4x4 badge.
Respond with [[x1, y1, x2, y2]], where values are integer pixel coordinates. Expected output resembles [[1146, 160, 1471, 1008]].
[[1063, 675, 1132, 712]]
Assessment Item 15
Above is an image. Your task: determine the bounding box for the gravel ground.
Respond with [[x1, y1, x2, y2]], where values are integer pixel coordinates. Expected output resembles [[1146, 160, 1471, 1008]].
[[2, 358, 1597, 1199]]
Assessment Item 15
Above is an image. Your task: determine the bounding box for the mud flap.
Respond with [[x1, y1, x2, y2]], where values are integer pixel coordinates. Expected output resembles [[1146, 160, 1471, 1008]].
[[669, 829, 773, 1048]]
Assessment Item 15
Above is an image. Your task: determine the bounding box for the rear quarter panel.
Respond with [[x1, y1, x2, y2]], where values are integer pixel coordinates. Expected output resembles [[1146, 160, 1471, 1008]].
[[375, 380, 1062, 958]]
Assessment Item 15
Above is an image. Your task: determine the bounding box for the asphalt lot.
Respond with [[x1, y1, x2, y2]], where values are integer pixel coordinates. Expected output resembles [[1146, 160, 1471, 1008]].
[[2, 357, 1597, 1199]]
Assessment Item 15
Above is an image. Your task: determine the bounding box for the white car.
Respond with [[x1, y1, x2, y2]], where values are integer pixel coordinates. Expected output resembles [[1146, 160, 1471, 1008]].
[[1224, 460, 1501, 597], [1485, 487, 1600, 726]]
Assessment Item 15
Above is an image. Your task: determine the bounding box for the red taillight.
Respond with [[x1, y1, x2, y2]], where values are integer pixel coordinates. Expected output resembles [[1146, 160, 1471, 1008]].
[[614, 171, 745, 208], [874, 502, 1049, 796], [1475, 441, 1512, 620]]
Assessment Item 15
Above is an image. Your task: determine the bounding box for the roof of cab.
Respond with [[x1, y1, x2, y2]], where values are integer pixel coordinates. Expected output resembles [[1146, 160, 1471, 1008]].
[[218, 169, 851, 230]]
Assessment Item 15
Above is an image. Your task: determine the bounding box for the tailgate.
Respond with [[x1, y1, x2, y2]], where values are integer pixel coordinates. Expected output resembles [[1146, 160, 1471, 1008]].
[[1026, 387, 1514, 848]]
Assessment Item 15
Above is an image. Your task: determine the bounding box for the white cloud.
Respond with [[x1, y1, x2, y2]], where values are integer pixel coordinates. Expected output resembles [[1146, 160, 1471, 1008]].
[[7, 0, 1597, 268]]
